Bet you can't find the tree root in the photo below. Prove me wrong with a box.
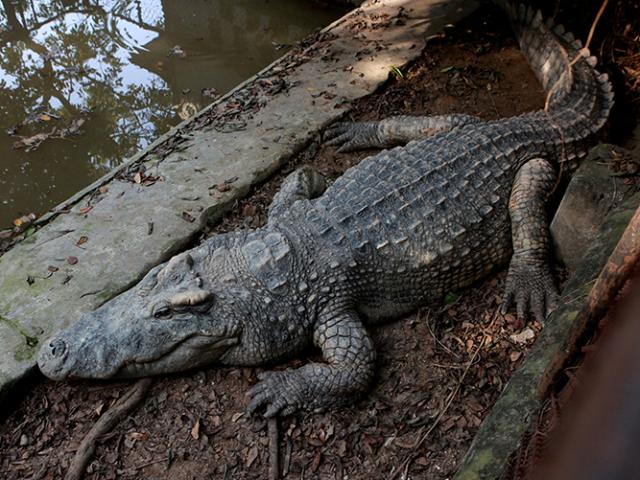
[268,418,280,480]
[65,379,153,480]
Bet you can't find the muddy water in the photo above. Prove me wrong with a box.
[0,0,342,227]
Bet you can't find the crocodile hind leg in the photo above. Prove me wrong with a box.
[324,114,481,152]
[502,158,559,322]
[267,165,327,222]
[246,309,375,417]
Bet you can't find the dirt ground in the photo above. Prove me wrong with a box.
[0,7,567,480]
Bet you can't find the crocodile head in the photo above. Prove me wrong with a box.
[37,247,244,380]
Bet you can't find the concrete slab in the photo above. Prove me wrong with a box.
[551,145,629,270]
[0,0,478,403]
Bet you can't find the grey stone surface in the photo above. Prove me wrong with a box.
[0,0,478,403]
[551,144,628,270]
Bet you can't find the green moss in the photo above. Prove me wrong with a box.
[0,268,51,305]
[455,449,495,480]
[0,314,39,362]
[14,342,38,362]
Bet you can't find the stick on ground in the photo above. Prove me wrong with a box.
[65,378,153,480]
[268,418,280,480]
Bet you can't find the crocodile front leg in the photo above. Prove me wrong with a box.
[502,158,558,321]
[268,165,327,222]
[246,309,375,417]
[324,114,481,152]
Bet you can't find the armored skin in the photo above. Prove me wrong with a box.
[38,3,614,417]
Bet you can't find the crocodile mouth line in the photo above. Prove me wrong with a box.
[114,334,239,377]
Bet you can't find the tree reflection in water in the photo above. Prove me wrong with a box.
[0,0,339,226]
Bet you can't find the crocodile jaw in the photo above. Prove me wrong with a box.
[36,287,240,381]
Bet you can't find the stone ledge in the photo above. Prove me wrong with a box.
[0,0,478,404]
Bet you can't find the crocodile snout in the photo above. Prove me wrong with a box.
[37,336,70,380]
[48,338,67,358]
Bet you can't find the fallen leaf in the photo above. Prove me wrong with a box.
[242,204,257,217]
[99,186,109,194]
[39,114,51,122]
[510,327,535,345]
[95,402,105,416]
[77,236,88,245]
[308,437,324,447]
[66,256,78,265]
[231,412,243,423]
[190,418,200,440]
[13,132,50,150]
[47,266,59,273]
[128,431,149,442]
[510,351,522,362]
[182,211,195,223]
[201,87,219,99]
[133,172,143,184]
[245,445,259,467]
[78,206,93,215]
[310,451,321,473]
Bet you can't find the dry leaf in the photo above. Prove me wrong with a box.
[133,172,143,184]
[66,256,78,265]
[78,206,93,215]
[99,186,109,194]
[128,431,149,442]
[310,451,321,473]
[509,327,535,345]
[95,402,105,416]
[231,412,243,423]
[190,418,200,440]
[77,236,88,245]
[245,445,259,467]
[510,351,523,362]
[47,266,59,273]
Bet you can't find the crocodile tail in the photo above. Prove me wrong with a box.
[497,2,614,135]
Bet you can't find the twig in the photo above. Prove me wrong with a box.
[268,418,280,480]
[390,311,500,480]
[65,379,153,480]
[423,310,460,360]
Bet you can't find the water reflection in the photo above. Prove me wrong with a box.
[0,0,340,227]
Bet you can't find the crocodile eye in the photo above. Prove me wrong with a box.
[153,306,172,319]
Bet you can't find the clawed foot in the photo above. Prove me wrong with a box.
[247,370,307,418]
[501,255,558,322]
[324,122,380,152]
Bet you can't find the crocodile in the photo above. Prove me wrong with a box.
[38,2,613,417]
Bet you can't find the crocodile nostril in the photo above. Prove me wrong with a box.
[49,338,67,358]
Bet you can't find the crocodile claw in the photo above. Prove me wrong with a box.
[246,371,304,418]
[324,121,379,152]
[501,255,558,322]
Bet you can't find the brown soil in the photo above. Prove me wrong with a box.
[0,8,554,480]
